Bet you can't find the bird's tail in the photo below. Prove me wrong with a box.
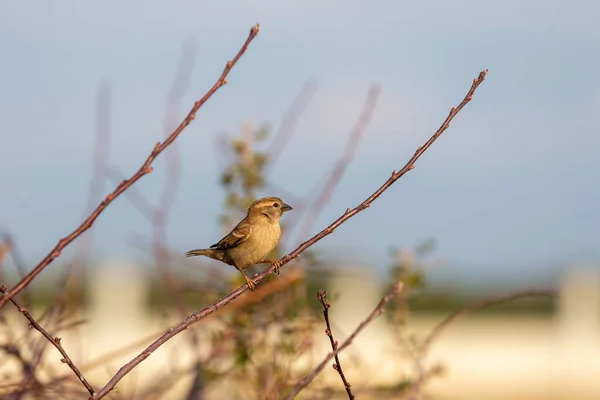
[185,249,211,257]
[185,248,225,262]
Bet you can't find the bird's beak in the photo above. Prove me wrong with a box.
[281,203,293,212]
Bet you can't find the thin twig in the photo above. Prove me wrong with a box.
[286,283,404,399]
[277,70,487,275]
[89,69,488,399]
[0,285,95,396]
[266,79,319,170]
[88,270,304,399]
[0,344,41,388]
[1,234,31,308]
[0,23,261,310]
[405,288,556,398]
[107,167,155,219]
[295,84,381,242]
[0,240,8,285]
[16,268,305,396]
[422,289,556,351]
[28,85,113,365]
[316,289,355,399]
[71,82,112,268]
[153,38,199,329]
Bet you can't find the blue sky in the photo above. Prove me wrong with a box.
[1,1,599,288]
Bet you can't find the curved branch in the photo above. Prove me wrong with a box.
[266,79,319,170]
[286,282,404,399]
[0,285,95,395]
[0,23,261,310]
[422,289,556,351]
[295,84,381,241]
[90,69,488,399]
[316,289,355,399]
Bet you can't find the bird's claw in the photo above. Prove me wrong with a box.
[271,260,282,275]
[245,276,257,291]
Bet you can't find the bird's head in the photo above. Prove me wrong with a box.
[248,196,293,222]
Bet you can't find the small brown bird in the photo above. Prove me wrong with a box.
[185,196,292,291]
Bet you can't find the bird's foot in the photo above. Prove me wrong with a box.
[271,260,282,275]
[244,275,257,291]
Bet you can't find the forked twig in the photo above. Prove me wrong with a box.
[0,23,261,310]
[286,283,404,399]
[8,268,305,397]
[0,285,95,395]
[316,289,354,399]
[89,69,488,399]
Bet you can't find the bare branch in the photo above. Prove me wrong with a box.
[0,23,261,310]
[1,233,31,308]
[89,69,488,399]
[316,289,355,399]
[107,166,155,220]
[0,285,95,395]
[422,288,556,351]
[26,267,304,397]
[0,237,9,282]
[286,283,404,399]
[153,38,199,321]
[71,82,112,266]
[277,70,488,275]
[34,84,113,347]
[294,84,381,241]
[404,288,556,397]
[266,79,319,170]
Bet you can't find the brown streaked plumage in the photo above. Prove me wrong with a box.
[185,197,292,291]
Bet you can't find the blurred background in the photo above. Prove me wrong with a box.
[1,1,599,399]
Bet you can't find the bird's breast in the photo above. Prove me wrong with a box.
[251,222,281,252]
[242,222,281,265]
[225,221,282,268]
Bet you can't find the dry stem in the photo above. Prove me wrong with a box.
[295,84,381,241]
[0,23,261,310]
[286,283,405,399]
[0,285,95,395]
[422,288,556,350]
[316,289,355,399]
[89,69,488,399]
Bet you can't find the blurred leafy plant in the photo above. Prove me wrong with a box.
[386,238,435,325]
[197,122,324,399]
[219,122,271,228]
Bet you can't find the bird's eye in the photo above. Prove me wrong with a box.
[273,203,279,208]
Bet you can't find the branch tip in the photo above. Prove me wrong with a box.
[89,68,485,399]
[0,22,262,312]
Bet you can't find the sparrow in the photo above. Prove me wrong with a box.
[185,196,292,291]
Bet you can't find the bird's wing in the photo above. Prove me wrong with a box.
[211,222,252,250]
